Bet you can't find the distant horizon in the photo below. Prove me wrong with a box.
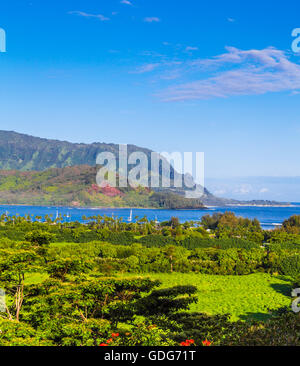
[206,176,300,202]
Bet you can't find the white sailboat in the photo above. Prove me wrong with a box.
[128,209,133,222]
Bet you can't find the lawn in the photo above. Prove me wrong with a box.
[25,269,293,322]
[116,272,292,321]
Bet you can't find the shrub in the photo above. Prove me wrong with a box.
[120,323,175,346]
[105,232,136,246]
[25,230,54,246]
[138,234,177,248]
[0,319,53,346]
[280,254,300,277]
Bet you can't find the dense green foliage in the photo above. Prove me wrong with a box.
[0,212,300,346]
[0,212,300,277]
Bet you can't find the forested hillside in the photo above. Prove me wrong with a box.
[0,165,205,208]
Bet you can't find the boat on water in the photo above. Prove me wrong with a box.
[128,209,133,222]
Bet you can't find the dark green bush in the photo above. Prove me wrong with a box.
[280,254,300,277]
[138,234,177,248]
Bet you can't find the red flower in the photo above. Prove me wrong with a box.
[99,343,108,346]
[111,333,119,338]
[180,339,195,346]
[202,340,212,346]
[106,338,113,344]
[180,341,189,346]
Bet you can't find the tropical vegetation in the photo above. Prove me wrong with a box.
[0,211,300,346]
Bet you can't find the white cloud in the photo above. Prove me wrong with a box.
[144,17,160,23]
[131,63,161,74]
[214,189,227,195]
[185,46,199,52]
[68,11,109,21]
[161,47,300,101]
[259,188,269,193]
[120,0,133,5]
[233,184,253,195]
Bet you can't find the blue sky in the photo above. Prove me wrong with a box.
[0,0,300,200]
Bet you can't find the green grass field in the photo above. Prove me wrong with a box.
[25,269,293,322]
[116,272,292,321]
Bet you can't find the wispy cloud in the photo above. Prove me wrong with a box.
[120,0,133,5]
[227,17,235,22]
[185,46,199,52]
[214,189,227,195]
[144,17,160,23]
[160,47,300,101]
[131,63,161,74]
[233,184,252,195]
[68,11,110,21]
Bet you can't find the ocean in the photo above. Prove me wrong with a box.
[1,203,300,230]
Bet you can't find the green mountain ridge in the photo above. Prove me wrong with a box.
[0,130,287,207]
[0,130,154,171]
[0,165,206,209]
[0,130,216,204]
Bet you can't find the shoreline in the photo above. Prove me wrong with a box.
[0,204,295,229]
[224,204,294,208]
[0,203,295,209]
[0,204,206,210]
